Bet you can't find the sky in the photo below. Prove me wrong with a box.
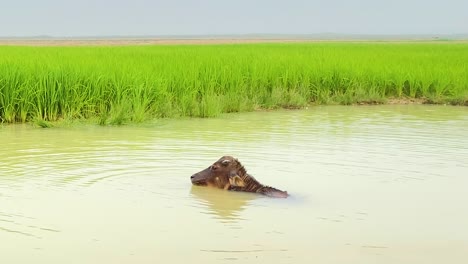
[1,0,467,37]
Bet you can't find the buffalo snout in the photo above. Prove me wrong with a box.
[190,167,211,186]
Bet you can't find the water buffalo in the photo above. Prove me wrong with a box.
[190,156,289,198]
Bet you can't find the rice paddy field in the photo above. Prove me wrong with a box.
[0,42,467,125]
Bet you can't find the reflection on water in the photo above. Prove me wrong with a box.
[1,105,468,264]
[190,186,257,223]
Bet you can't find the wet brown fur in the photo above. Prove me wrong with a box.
[190,156,288,198]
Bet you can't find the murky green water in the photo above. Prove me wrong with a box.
[1,105,467,264]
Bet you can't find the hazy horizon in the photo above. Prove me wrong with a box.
[2,0,467,37]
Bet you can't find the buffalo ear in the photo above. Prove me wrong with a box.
[228,170,244,186]
[229,175,245,187]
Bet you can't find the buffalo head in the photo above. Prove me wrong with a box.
[190,156,246,189]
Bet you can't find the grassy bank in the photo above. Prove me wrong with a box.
[1,42,467,124]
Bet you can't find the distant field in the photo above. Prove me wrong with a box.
[0,38,312,46]
[0,42,467,124]
[1,38,467,46]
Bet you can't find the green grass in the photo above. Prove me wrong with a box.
[0,42,467,124]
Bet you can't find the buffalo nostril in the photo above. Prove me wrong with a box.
[190,175,194,179]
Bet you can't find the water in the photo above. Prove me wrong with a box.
[1,105,467,264]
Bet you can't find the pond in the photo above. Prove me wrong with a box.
[1,105,467,264]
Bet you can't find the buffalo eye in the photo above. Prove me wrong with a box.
[221,160,230,166]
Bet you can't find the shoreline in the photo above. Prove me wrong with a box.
[260,97,467,110]
[1,100,465,128]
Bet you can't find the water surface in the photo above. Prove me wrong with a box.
[1,105,467,264]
